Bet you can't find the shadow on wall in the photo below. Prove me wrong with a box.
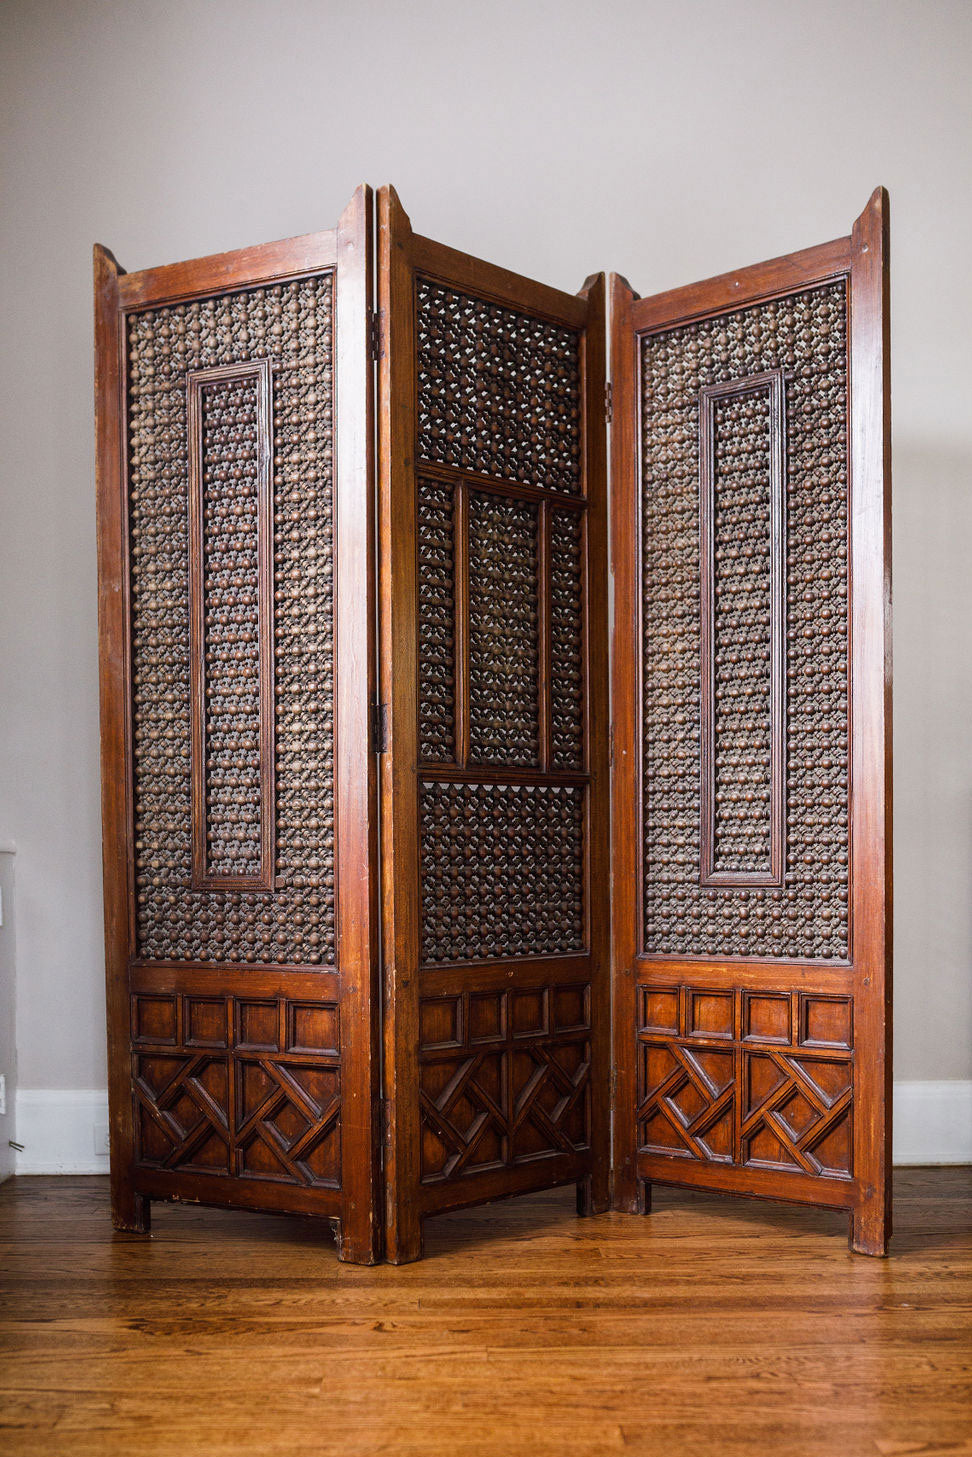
[892,439,972,1081]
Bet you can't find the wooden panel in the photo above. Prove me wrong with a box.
[610,189,891,1254]
[378,187,609,1260]
[95,188,380,1263]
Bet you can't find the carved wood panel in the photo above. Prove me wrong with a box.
[637,986,853,1178]
[419,986,591,1183]
[132,992,341,1188]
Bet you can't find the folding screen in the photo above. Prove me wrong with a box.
[96,184,890,1263]
[95,187,382,1262]
[376,188,610,1262]
[610,189,891,1255]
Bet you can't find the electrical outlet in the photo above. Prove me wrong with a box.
[0,1075,5,1117]
[94,1120,109,1157]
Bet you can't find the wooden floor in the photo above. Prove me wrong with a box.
[1,1171,970,1456]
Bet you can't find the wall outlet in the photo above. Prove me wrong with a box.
[0,1074,5,1116]
[94,1120,109,1157]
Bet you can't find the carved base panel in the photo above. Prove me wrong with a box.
[418,984,592,1188]
[132,991,341,1190]
[637,984,853,1181]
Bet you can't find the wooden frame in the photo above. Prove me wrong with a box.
[94,185,382,1263]
[609,189,891,1254]
[377,186,611,1263]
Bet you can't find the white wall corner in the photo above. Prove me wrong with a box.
[11,1079,971,1178]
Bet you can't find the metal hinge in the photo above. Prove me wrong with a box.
[372,701,389,753]
[604,381,613,423]
[369,309,384,361]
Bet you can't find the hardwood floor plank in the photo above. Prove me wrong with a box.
[0,1171,970,1456]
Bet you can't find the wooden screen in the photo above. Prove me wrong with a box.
[95,186,381,1263]
[610,189,892,1254]
[377,187,610,1262]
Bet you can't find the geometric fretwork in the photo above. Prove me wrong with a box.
[134,1054,231,1174]
[742,1053,852,1179]
[637,1043,735,1164]
[237,1060,340,1187]
[637,983,854,1179]
[419,987,591,1183]
[132,992,341,1189]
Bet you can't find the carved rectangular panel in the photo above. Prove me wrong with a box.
[127,275,337,964]
[640,282,849,960]
[188,361,274,890]
[637,985,853,1179]
[549,508,585,770]
[418,985,591,1184]
[419,781,585,963]
[468,490,539,766]
[418,478,456,762]
[700,370,785,886]
[416,280,582,491]
[132,992,341,1188]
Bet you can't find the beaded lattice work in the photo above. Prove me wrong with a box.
[128,276,336,964]
[420,782,585,963]
[711,386,775,874]
[549,509,585,770]
[641,282,849,959]
[416,281,582,491]
[468,491,539,766]
[418,479,456,762]
[197,372,265,878]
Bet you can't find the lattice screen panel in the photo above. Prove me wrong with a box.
[640,282,849,961]
[127,276,337,965]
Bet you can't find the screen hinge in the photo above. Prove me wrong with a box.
[371,701,389,754]
[604,381,613,423]
[369,308,384,362]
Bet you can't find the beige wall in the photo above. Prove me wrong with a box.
[1,0,969,1092]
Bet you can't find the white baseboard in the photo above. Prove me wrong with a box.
[12,1081,972,1176]
[15,1089,110,1174]
[893,1080,972,1165]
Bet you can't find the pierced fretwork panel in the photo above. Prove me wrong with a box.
[640,282,849,960]
[549,508,585,770]
[188,363,273,887]
[127,275,336,964]
[418,478,456,761]
[416,280,582,491]
[468,491,539,766]
[637,985,853,1179]
[420,781,585,963]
